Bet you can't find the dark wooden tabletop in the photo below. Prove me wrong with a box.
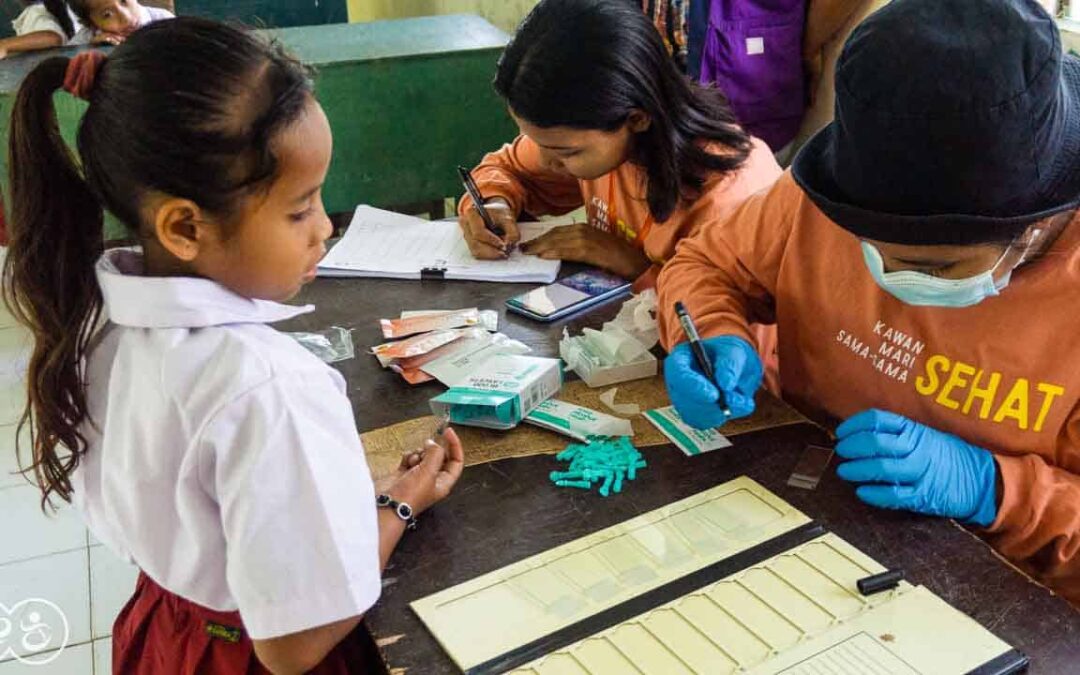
[286,273,1080,674]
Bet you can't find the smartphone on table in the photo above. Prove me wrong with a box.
[506,269,632,322]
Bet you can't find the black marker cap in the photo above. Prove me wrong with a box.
[857,568,904,596]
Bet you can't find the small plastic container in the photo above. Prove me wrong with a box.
[559,338,658,388]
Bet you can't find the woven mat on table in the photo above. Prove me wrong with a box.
[360,375,808,479]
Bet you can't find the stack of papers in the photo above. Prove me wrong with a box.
[318,205,564,283]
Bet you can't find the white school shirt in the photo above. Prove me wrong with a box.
[70,5,173,43]
[11,4,85,42]
[71,249,381,640]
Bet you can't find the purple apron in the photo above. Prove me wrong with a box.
[699,0,807,151]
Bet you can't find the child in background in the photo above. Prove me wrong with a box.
[5,17,463,673]
[0,1,82,58]
[70,0,173,45]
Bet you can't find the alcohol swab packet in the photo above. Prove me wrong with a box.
[525,399,633,442]
[643,406,732,457]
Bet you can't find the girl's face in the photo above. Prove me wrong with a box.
[185,97,335,302]
[510,109,650,181]
[82,0,145,36]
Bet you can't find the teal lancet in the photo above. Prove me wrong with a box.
[549,436,645,496]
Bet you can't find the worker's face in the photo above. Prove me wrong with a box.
[866,211,1074,282]
[510,109,650,181]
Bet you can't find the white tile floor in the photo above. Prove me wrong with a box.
[0,313,134,674]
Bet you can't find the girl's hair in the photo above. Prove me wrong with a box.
[3,17,313,508]
[41,0,76,39]
[64,0,90,32]
[495,0,753,222]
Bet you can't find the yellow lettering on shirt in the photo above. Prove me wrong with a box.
[1034,383,1065,433]
[615,218,637,243]
[961,369,1002,419]
[915,355,950,396]
[915,355,1065,433]
[936,362,976,410]
[992,378,1030,430]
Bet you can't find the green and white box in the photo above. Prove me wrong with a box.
[430,355,563,430]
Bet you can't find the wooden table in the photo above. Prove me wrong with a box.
[285,273,1080,674]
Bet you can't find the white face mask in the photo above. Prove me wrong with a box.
[860,229,1043,308]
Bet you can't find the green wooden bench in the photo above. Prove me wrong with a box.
[0,14,517,238]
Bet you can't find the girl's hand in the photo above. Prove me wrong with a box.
[93,33,125,46]
[383,428,465,515]
[521,224,651,279]
[459,199,520,259]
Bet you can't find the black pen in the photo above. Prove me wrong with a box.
[674,301,732,418]
[457,165,506,245]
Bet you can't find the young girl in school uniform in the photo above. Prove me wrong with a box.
[69,0,174,46]
[4,17,463,673]
[457,0,782,293]
[660,0,1080,605]
[0,1,82,58]
[0,0,170,57]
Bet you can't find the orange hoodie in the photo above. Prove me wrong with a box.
[458,134,782,291]
[658,171,1080,604]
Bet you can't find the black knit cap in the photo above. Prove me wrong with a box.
[791,0,1080,245]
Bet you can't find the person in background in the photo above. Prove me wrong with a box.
[4,17,463,672]
[658,0,1080,605]
[0,1,83,58]
[69,0,173,45]
[457,0,782,294]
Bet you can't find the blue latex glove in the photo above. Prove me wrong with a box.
[664,336,763,429]
[835,409,999,527]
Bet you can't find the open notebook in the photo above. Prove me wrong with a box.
[317,205,567,283]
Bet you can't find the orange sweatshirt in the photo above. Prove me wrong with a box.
[458,134,782,291]
[658,171,1080,604]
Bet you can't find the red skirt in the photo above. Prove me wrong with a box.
[112,573,376,674]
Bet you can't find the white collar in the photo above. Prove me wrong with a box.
[135,5,151,27]
[96,248,314,329]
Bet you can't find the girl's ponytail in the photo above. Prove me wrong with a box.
[4,55,104,508]
[4,18,313,509]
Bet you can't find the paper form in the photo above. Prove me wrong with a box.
[410,477,811,670]
[777,633,918,675]
[317,205,563,282]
